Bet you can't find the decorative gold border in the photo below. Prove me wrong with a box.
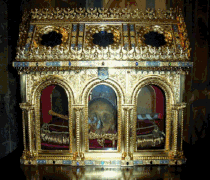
[135,24,174,48]
[131,75,175,152]
[31,75,75,154]
[32,25,71,49]
[84,24,122,48]
[81,78,125,153]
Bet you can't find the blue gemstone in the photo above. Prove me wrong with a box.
[154,62,157,66]
[73,25,77,31]
[77,162,79,166]
[173,25,178,32]
[136,62,138,66]
[25,44,30,48]
[29,25,34,32]
[79,25,84,31]
[111,161,115,164]
[101,161,104,165]
[25,44,29,51]
[69,61,71,66]
[123,25,128,31]
[78,44,82,50]
[116,161,121,165]
[130,25,134,31]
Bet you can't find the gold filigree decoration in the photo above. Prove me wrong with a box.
[30,25,71,53]
[89,132,118,147]
[136,25,174,47]
[85,25,121,48]
[30,8,179,21]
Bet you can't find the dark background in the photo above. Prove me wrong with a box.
[0,0,209,179]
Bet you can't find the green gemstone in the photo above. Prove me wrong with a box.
[169,62,171,66]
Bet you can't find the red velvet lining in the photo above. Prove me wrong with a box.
[41,143,69,149]
[41,85,55,123]
[89,139,117,149]
[151,85,164,116]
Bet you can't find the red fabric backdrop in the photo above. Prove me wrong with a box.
[152,85,165,130]
[152,85,164,117]
[41,85,55,123]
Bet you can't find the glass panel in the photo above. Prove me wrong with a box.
[40,85,69,150]
[136,85,165,150]
[88,85,117,150]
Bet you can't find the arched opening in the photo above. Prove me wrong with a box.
[136,85,165,150]
[40,85,69,150]
[88,84,118,150]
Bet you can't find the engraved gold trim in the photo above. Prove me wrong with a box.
[32,76,74,154]
[81,78,125,153]
[131,75,175,153]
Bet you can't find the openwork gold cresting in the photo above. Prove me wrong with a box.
[15,7,191,166]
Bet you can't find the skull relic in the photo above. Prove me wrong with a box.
[88,98,117,134]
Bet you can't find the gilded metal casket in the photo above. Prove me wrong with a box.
[14,7,192,166]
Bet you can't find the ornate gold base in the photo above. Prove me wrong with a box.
[20,156,186,166]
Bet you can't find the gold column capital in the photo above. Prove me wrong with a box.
[172,103,186,110]
[73,106,84,111]
[20,102,34,110]
[123,107,133,111]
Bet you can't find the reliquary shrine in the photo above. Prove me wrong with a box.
[14,7,193,166]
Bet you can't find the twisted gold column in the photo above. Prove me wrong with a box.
[172,108,178,157]
[74,107,83,160]
[171,103,186,157]
[20,103,35,159]
[123,107,132,161]
[28,109,32,155]
[22,110,27,152]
